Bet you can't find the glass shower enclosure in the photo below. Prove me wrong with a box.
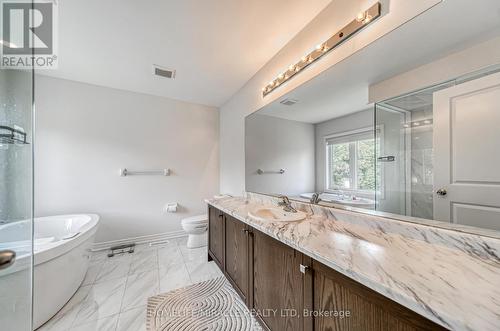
[374,65,500,219]
[0,68,34,330]
[374,82,454,219]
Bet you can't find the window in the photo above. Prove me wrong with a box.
[325,129,378,193]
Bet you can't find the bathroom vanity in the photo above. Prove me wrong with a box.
[206,194,500,331]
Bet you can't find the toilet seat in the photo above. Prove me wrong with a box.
[181,214,208,225]
[181,215,208,249]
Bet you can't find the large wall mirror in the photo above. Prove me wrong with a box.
[245,2,500,235]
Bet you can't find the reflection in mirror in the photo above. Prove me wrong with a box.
[245,2,500,234]
[376,66,500,230]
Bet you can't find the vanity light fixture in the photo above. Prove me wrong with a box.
[262,2,381,97]
[402,119,433,129]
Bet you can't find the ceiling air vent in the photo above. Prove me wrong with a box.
[153,65,176,79]
[279,98,298,106]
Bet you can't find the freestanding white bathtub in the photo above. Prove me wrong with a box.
[0,214,99,330]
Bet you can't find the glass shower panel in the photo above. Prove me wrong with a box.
[374,104,408,215]
[375,83,444,219]
[0,69,34,331]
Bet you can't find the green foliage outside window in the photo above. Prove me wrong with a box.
[327,136,378,192]
[328,143,350,189]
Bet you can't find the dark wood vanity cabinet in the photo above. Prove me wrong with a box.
[224,214,250,304]
[310,260,446,331]
[251,229,310,331]
[208,206,447,331]
[208,205,224,269]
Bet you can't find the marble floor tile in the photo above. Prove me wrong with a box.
[157,246,184,269]
[179,245,207,262]
[159,262,192,293]
[121,269,159,311]
[89,251,108,264]
[70,315,118,331]
[95,259,131,283]
[37,286,92,331]
[82,264,102,286]
[116,306,147,331]
[40,242,213,331]
[129,250,158,275]
[73,277,127,325]
[185,260,223,283]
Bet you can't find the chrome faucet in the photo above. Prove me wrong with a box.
[278,195,297,213]
[310,192,322,204]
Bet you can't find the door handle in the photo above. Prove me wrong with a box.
[436,188,447,196]
[0,250,16,270]
[299,264,309,274]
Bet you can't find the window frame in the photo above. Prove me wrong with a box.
[324,126,383,197]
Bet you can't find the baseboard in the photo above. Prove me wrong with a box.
[92,230,187,251]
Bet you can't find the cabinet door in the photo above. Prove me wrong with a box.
[312,260,447,331]
[224,214,249,303]
[252,229,305,331]
[208,206,224,270]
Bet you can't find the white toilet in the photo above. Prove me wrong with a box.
[181,214,208,248]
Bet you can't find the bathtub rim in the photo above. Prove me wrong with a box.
[0,213,99,277]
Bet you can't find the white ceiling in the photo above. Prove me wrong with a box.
[40,0,332,107]
[260,0,500,123]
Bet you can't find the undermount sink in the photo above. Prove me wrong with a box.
[248,207,307,222]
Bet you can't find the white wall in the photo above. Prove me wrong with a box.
[219,0,441,195]
[369,35,500,102]
[314,110,373,192]
[245,114,315,196]
[35,76,219,243]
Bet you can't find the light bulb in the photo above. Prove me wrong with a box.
[295,66,300,72]
[363,14,373,24]
[423,120,431,124]
[316,43,323,50]
[301,55,308,63]
[356,12,366,22]
[413,122,420,126]
[289,64,295,71]
[278,73,284,80]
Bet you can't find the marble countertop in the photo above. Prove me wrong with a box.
[205,194,500,331]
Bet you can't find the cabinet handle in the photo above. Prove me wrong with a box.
[218,214,224,219]
[299,264,309,274]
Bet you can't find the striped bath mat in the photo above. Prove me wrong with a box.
[147,277,262,330]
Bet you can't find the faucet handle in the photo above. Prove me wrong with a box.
[278,195,290,205]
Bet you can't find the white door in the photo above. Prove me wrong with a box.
[433,71,500,230]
